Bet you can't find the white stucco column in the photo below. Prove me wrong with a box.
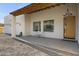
[11,15,16,38]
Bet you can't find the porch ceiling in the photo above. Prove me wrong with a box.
[10,3,65,16]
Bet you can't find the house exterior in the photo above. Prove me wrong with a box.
[4,3,79,43]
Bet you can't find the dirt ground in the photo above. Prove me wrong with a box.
[0,34,48,56]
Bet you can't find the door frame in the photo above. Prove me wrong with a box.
[63,16,76,40]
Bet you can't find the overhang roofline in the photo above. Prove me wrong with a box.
[10,3,65,16]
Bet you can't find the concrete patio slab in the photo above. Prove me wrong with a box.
[16,36,79,55]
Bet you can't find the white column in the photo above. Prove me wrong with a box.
[11,15,16,38]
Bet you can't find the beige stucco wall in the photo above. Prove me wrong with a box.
[25,14,31,36]
[27,4,78,39]
[4,15,12,34]
[16,14,26,36]
[4,14,26,36]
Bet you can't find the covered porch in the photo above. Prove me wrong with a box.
[10,3,79,42]
[9,3,79,55]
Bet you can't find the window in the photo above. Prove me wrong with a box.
[44,20,54,32]
[33,22,41,32]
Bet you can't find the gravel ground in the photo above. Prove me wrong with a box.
[0,34,48,56]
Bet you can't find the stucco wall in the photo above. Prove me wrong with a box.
[16,14,26,36]
[4,14,26,36]
[28,4,78,39]
[4,15,12,34]
[25,14,31,36]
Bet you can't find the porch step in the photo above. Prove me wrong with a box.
[15,37,79,56]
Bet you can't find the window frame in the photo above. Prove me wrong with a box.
[33,21,41,32]
[43,20,54,32]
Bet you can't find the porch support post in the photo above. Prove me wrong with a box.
[11,15,16,38]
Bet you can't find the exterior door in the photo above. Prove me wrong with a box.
[64,16,75,39]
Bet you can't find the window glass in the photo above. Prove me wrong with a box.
[44,20,54,32]
[33,22,41,32]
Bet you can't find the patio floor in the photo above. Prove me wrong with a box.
[16,36,79,56]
